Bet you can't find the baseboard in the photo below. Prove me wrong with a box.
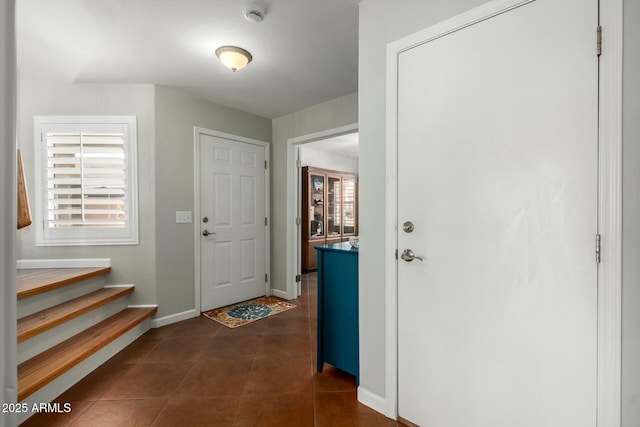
[150,308,198,328]
[358,386,393,419]
[16,258,111,269]
[270,288,289,300]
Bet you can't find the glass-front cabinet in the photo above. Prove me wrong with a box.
[302,167,358,271]
[309,173,325,238]
[326,175,342,239]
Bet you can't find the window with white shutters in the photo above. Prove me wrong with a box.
[34,116,139,246]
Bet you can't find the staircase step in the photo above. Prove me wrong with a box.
[17,286,135,343]
[18,306,157,401]
[17,267,111,300]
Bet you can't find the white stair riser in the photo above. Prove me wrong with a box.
[17,318,152,425]
[18,294,133,364]
[16,259,111,269]
[18,276,107,318]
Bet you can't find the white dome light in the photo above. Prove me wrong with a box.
[215,46,253,72]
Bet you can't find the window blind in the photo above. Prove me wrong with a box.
[343,179,355,229]
[44,132,127,229]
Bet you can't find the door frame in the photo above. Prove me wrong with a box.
[384,0,623,423]
[193,127,271,313]
[284,123,359,300]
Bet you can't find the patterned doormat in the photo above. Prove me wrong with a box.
[202,296,296,328]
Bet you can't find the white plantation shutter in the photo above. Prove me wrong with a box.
[35,117,138,246]
[343,178,356,231]
[45,132,126,227]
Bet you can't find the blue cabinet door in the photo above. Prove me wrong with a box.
[316,244,359,382]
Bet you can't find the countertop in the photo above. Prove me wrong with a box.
[314,242,358,253]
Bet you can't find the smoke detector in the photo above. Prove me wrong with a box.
[244,3,266,23]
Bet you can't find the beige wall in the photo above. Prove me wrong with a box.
[16,73,158,306]
[153,86,271,318]
[622,0,640,424]
[270,92,358,293]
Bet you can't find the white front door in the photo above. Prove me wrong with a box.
[199,132,267,311]
[396,1,598,426]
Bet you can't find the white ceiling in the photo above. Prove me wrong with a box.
[305,132,359,158]
[15,0,359,119]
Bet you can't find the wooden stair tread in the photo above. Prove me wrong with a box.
[17,267,111,300]
[17,286,135,343]
[18,307,157,401]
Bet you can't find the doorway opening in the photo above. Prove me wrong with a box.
[285,123,359,300]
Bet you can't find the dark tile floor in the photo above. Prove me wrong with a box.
[22,273,398,426]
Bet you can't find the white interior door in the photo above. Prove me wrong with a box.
[200,133,267,311]
[396,1,598,426]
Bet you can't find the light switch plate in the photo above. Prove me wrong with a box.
[175,211,192,224]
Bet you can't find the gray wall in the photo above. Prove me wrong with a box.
[270,92,358,293]
[16,73,158,306]
[358,0,487,400]
[1,1,17,425]
[14,79,272,319]
[153,85,271,318]
[622,0,640,424]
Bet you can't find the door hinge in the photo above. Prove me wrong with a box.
[265,217,268,226]
[295,274,301,282]
[295,217,301,226]
[597,25,602,56]
[265,273,268,283]
[596,234,601,264]
[296,159,302,169]
[265,160,268,170]
[395,249,398,260]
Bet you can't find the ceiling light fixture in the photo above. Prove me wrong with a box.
[215,46,253,72]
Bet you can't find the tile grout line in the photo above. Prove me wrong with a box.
[65,399,96,426]
[148,317,220,426]
[148,337,199,426]
[231,329,264,425]
[305,274,320,427]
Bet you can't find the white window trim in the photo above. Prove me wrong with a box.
[34,115,139,246]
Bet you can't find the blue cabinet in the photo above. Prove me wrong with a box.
[316,242,359,382]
